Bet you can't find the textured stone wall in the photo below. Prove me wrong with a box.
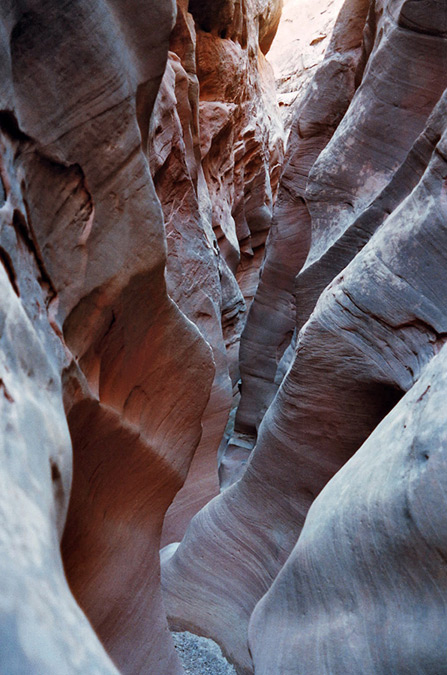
[1,1,213,673]
[162,1,447,673]
[152,0,284,545]
[268,0,346,130]
[0,0,283,673]
[2,1,447,674]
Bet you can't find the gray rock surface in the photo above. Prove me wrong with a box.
[250,343,447,673]
[3,1,447,674]
[173,632,236,675]
[221,0,370,488]
[162,2,447,673]
[268,0,345,131]
[0,0,285,672]
[0,198,118,675]
[0,1,214,673]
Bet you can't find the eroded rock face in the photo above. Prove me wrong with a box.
[268,0,346,130]
[162,1,447,672]
[225,0,447,487]
[0,131,117,674]
[3,0,447,674]
[1,0,287,671]
[221,0,371,487]
[250,344,447,674]
[152,0,284,546]
[1,1,215,673]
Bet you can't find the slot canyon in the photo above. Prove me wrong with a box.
[1,0,447,673]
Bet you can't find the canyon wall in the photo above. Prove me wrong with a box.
[250,342,447,674]
[0,0,283,673]
[268,0,345,130]
[2,0,447,674]
[151,0,284,545]
[162,0,447,673]
[0,1,213,673]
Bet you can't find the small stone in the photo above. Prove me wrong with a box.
[172,631,236,674]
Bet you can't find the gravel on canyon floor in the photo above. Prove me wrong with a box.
[172,631,236,674]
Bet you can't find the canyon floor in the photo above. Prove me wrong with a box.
[173,632,236,674]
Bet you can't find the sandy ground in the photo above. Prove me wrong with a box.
[172,632,236,674]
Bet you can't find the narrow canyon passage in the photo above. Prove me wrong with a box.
[1,1,447,675]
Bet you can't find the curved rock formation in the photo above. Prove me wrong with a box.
[162,1,447,672]
[221,0,371,486]
[250,343,447,674]
[0,131,117,674]
[1,0,287,671]
[1,1,215,673]
[155,0,284,544]
[3,0,447,674]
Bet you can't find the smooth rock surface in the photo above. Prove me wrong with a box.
[162,2,447,673]
[0,158,117,674]
[221,0,371,487]
[3,1,447,675]
[250,344,447,674]
[1,1,215,673]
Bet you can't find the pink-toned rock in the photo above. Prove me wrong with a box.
[154,0,284,546]
[4,1,447,674]
[0,122,118,675]
[150,43,235,547]
[268,0,346,130]
[251,345,447,673]
[1,1,215,673]
[162,3,447,673]
[220,0,370,486]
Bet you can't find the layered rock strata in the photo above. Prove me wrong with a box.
[1,1,216,673]
[162,1,447,672]
[250,343,447,674]
[221,0,371,487]
[153,0,284,545]
[3,1,447,674]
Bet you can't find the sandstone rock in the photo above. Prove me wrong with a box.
[219,0,447,484]
[1,0,285,668]
[304,0,447,275]
[4,1,447,674]
[268,0,346,131]
[1,1,215,673]
[250,343,447,674]
[149,46,234,547]
[220,0,371,487]
[154,0,284,545]
[0,127,117,674]
[162,2,447,672]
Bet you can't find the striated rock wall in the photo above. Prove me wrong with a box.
[221,0,371,487]
[162,0,447,672]
[152,0,284,545]
[250,342,447,674]
[0,1,214,673]
[0,0,284,672]
[0,124,118,674]
[3,0,447,674]
[268,0,346,131]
